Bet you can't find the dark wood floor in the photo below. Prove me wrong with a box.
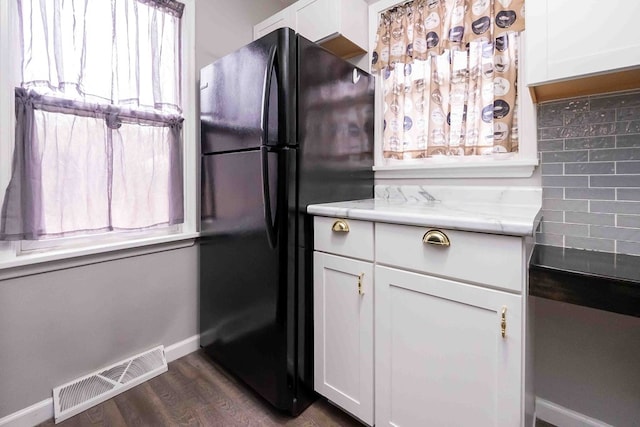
[39,349,556,426]
[38,350,364,426]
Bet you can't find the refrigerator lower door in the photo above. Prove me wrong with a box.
[199,147,297,412]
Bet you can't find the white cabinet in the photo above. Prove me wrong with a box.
[375,265,522,426]
[375,222,524,292]
[313,216,534,426]
[295,0,340,44]
[313,218,374,425]
[254,0,368,59]
[526,0,640,85]
[253,8,294,41]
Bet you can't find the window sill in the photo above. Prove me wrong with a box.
[373,158,539,179]
[0,232,199,281]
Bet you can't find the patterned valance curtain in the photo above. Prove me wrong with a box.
[371,0,525,159]
[1,0,185,240]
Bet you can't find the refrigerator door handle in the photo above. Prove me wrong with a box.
[261,146,278,249]
[261,45,279,249]
[261,46,277,146]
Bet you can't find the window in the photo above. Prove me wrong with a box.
[369,0,537,178]
[0,0,192,252]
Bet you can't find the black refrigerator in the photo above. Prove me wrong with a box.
[198,28,374,415]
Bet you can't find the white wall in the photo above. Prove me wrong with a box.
[534,298,640,426]
[0,246,199,418]
[195,0,294,71]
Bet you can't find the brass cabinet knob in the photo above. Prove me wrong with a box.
[422,230,450,247]
[331,219,350,233]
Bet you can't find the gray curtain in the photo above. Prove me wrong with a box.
[1,0,184,240]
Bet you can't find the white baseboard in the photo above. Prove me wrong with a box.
[0,334,200,427]
[165,334,200,362]
[0,399,53,427]
[536,398,613,427]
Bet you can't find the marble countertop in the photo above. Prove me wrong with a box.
[307,185,542,237]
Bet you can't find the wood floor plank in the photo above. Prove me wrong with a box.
[111,383,167,426]
[158,364,210,409]
[86,398,129,427]
[143,378,201,426]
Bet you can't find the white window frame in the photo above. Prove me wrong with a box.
[0,0,198,268]
[367,0,538,179]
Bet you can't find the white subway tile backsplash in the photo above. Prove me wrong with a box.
[536,232,564,246]
[542,176,589,188]
[588,123,618,136]
[589,147,640,162]
[565,211,615,226]
[539,140,565,152]
[617,240,640,256]
[590,93,640,110]
[616,134,640,148]
[541,163,564,175]
[565,236,615,252]
[590,175,640,188]
[617,189,640,201]
[564,162,615,175]
[590,200,640,214]
[618,215,640,228]
[565,188,615,200]
[543,188,564,199]
[615,121,640,134]
[537,90,640,255]
[543,222,589,237]
[616,161,640,174]
[563,111,615,126]
[541,210,564,222]
[617,106,640,121]
[590,225,640,242]
[564,136,615,150]
[541,150,589,163]
[542,198,589,212]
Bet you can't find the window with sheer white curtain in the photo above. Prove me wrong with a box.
[0,0,185,243]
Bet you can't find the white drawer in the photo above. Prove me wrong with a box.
[375,223,524,292]
[314,217,373,261]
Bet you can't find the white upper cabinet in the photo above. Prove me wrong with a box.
[295,0,340,43]
[253,8,295,40]
[526,0,640,86]
[254,0,368,59]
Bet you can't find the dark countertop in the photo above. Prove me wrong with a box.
[529,245,640,318]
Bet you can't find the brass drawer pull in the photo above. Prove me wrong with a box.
[331,220,350,233]
[422,230,450,247]
[501,306,507,338]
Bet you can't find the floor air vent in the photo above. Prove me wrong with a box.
[53,345,167,423]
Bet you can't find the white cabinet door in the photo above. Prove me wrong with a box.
[253,8,294,40]
[526,0,640,85]
[314,252,374,425]
[294,0,339,43]
[375,265,523,427]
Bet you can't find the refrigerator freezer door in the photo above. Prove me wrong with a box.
[200,28,296,154]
